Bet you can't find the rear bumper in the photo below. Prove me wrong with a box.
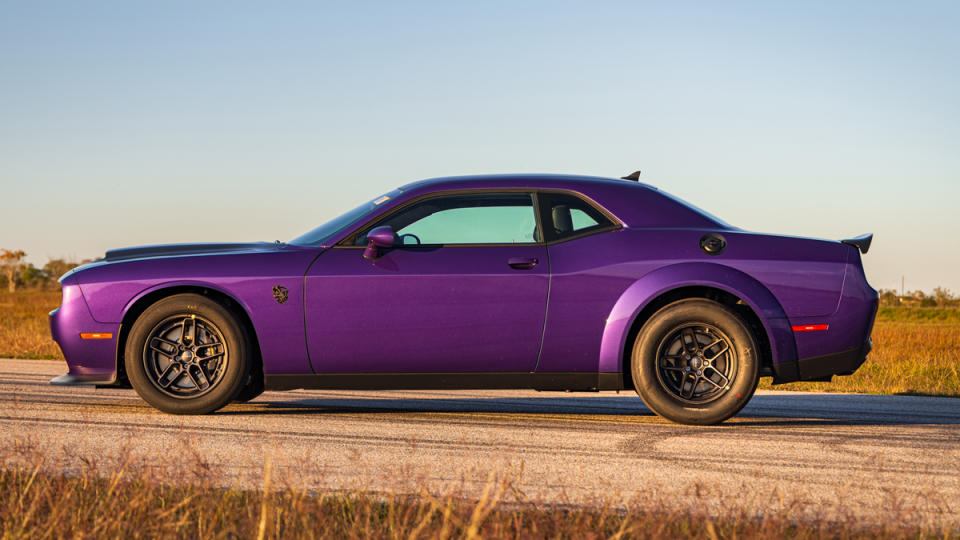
[778,257,878,383]
[796,338,872,382]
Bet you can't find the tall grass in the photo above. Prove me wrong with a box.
[0,291,61,359]
[2,291,959,397]
[760,321,960,396]
[1,439,955,539]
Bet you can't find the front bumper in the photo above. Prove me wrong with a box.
[50,372,118,386]
[49,280,120,386]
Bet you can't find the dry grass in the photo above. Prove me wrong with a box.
[1,440,955,539]
[2,291,959,397]
[0,291,62,359]
[761,320,960,396]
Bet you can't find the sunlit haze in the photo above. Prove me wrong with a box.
[2,2,958,293]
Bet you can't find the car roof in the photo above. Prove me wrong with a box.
[398,173,659,193]
[395,174,731,230]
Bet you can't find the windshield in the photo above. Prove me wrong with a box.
[289,190,402,246]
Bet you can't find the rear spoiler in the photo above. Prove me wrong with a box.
[841,233,873,254]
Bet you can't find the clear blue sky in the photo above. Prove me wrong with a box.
[2,1,958,293]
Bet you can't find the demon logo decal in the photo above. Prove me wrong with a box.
[272,285,289,304]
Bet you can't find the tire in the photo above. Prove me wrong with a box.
[125,293,251,414]
[233,373,265,403]
[630,299,759,425]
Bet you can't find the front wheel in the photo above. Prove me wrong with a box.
[125,294,251,414]
[631,299,759,425]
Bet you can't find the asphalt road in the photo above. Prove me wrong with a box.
[2,358,958,526]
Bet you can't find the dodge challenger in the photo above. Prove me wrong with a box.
[49,173,878,424]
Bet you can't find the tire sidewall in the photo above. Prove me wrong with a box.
[631,299,759,425]
[125,294,249,414]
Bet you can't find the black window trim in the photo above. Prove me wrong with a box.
[334,188,623,249]
[536,190,622,245]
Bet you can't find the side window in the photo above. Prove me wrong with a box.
[539,192,615,241]
[356,193,539,245]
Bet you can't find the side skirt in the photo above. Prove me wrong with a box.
[265,372,625,392]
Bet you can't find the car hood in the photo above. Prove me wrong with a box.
[103,242,280,262]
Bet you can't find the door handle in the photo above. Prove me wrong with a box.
[508,257,539,270]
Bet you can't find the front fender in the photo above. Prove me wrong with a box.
[120,280,258,323]
[597,262,798,379]
[114,278,310,374]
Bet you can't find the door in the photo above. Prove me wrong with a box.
[304,192,549,373]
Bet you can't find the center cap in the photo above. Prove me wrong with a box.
[180,350,195,363]
[690,357,703,369]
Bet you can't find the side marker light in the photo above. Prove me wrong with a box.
[791,324,829,332]
[79,333,113,339]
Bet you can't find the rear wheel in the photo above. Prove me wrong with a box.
[125,294,250,414]
[631,299,759,425]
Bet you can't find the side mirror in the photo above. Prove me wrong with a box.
[363,226,395,260]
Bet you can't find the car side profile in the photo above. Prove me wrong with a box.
[49,173,878,425]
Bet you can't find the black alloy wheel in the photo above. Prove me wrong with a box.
[143,314,229,399]
[631,299,760,425]
[125,293,250,414]
[655,323,736,404]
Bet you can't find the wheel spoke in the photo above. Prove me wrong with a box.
[700,374,725,390]
[184,367,204,390]
[180,317,196,346]
[192,365,211,389]
[156,363,182,389]
[151,336,180,349]
[704,366,730,388]
[681,373,697,399]
[149,344,175,359]
[195,324,210,346]
[197,343,224,361]
[706,345,730,362]
[703,338,724,353]
[682,328,698,352]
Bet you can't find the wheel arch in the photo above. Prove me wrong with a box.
[598,262,799,388]
[114,284,264,389]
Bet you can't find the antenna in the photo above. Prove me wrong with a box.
[621,170,641,181]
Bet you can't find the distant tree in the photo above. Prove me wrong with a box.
[0,249,26,292]
[43,258,79,283]
[878,289,899,307]
[921,296,938,307]
[18,263,46,290]
[932,287,955,306]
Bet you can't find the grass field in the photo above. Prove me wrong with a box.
[1,446,954,539]
[0,291,61,359]
[2,291,958,397]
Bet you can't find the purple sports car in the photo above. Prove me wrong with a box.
[49,173,878,425]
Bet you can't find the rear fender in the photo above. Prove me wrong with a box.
[598,262,798,379]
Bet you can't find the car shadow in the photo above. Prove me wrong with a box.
[219,391,960,426]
